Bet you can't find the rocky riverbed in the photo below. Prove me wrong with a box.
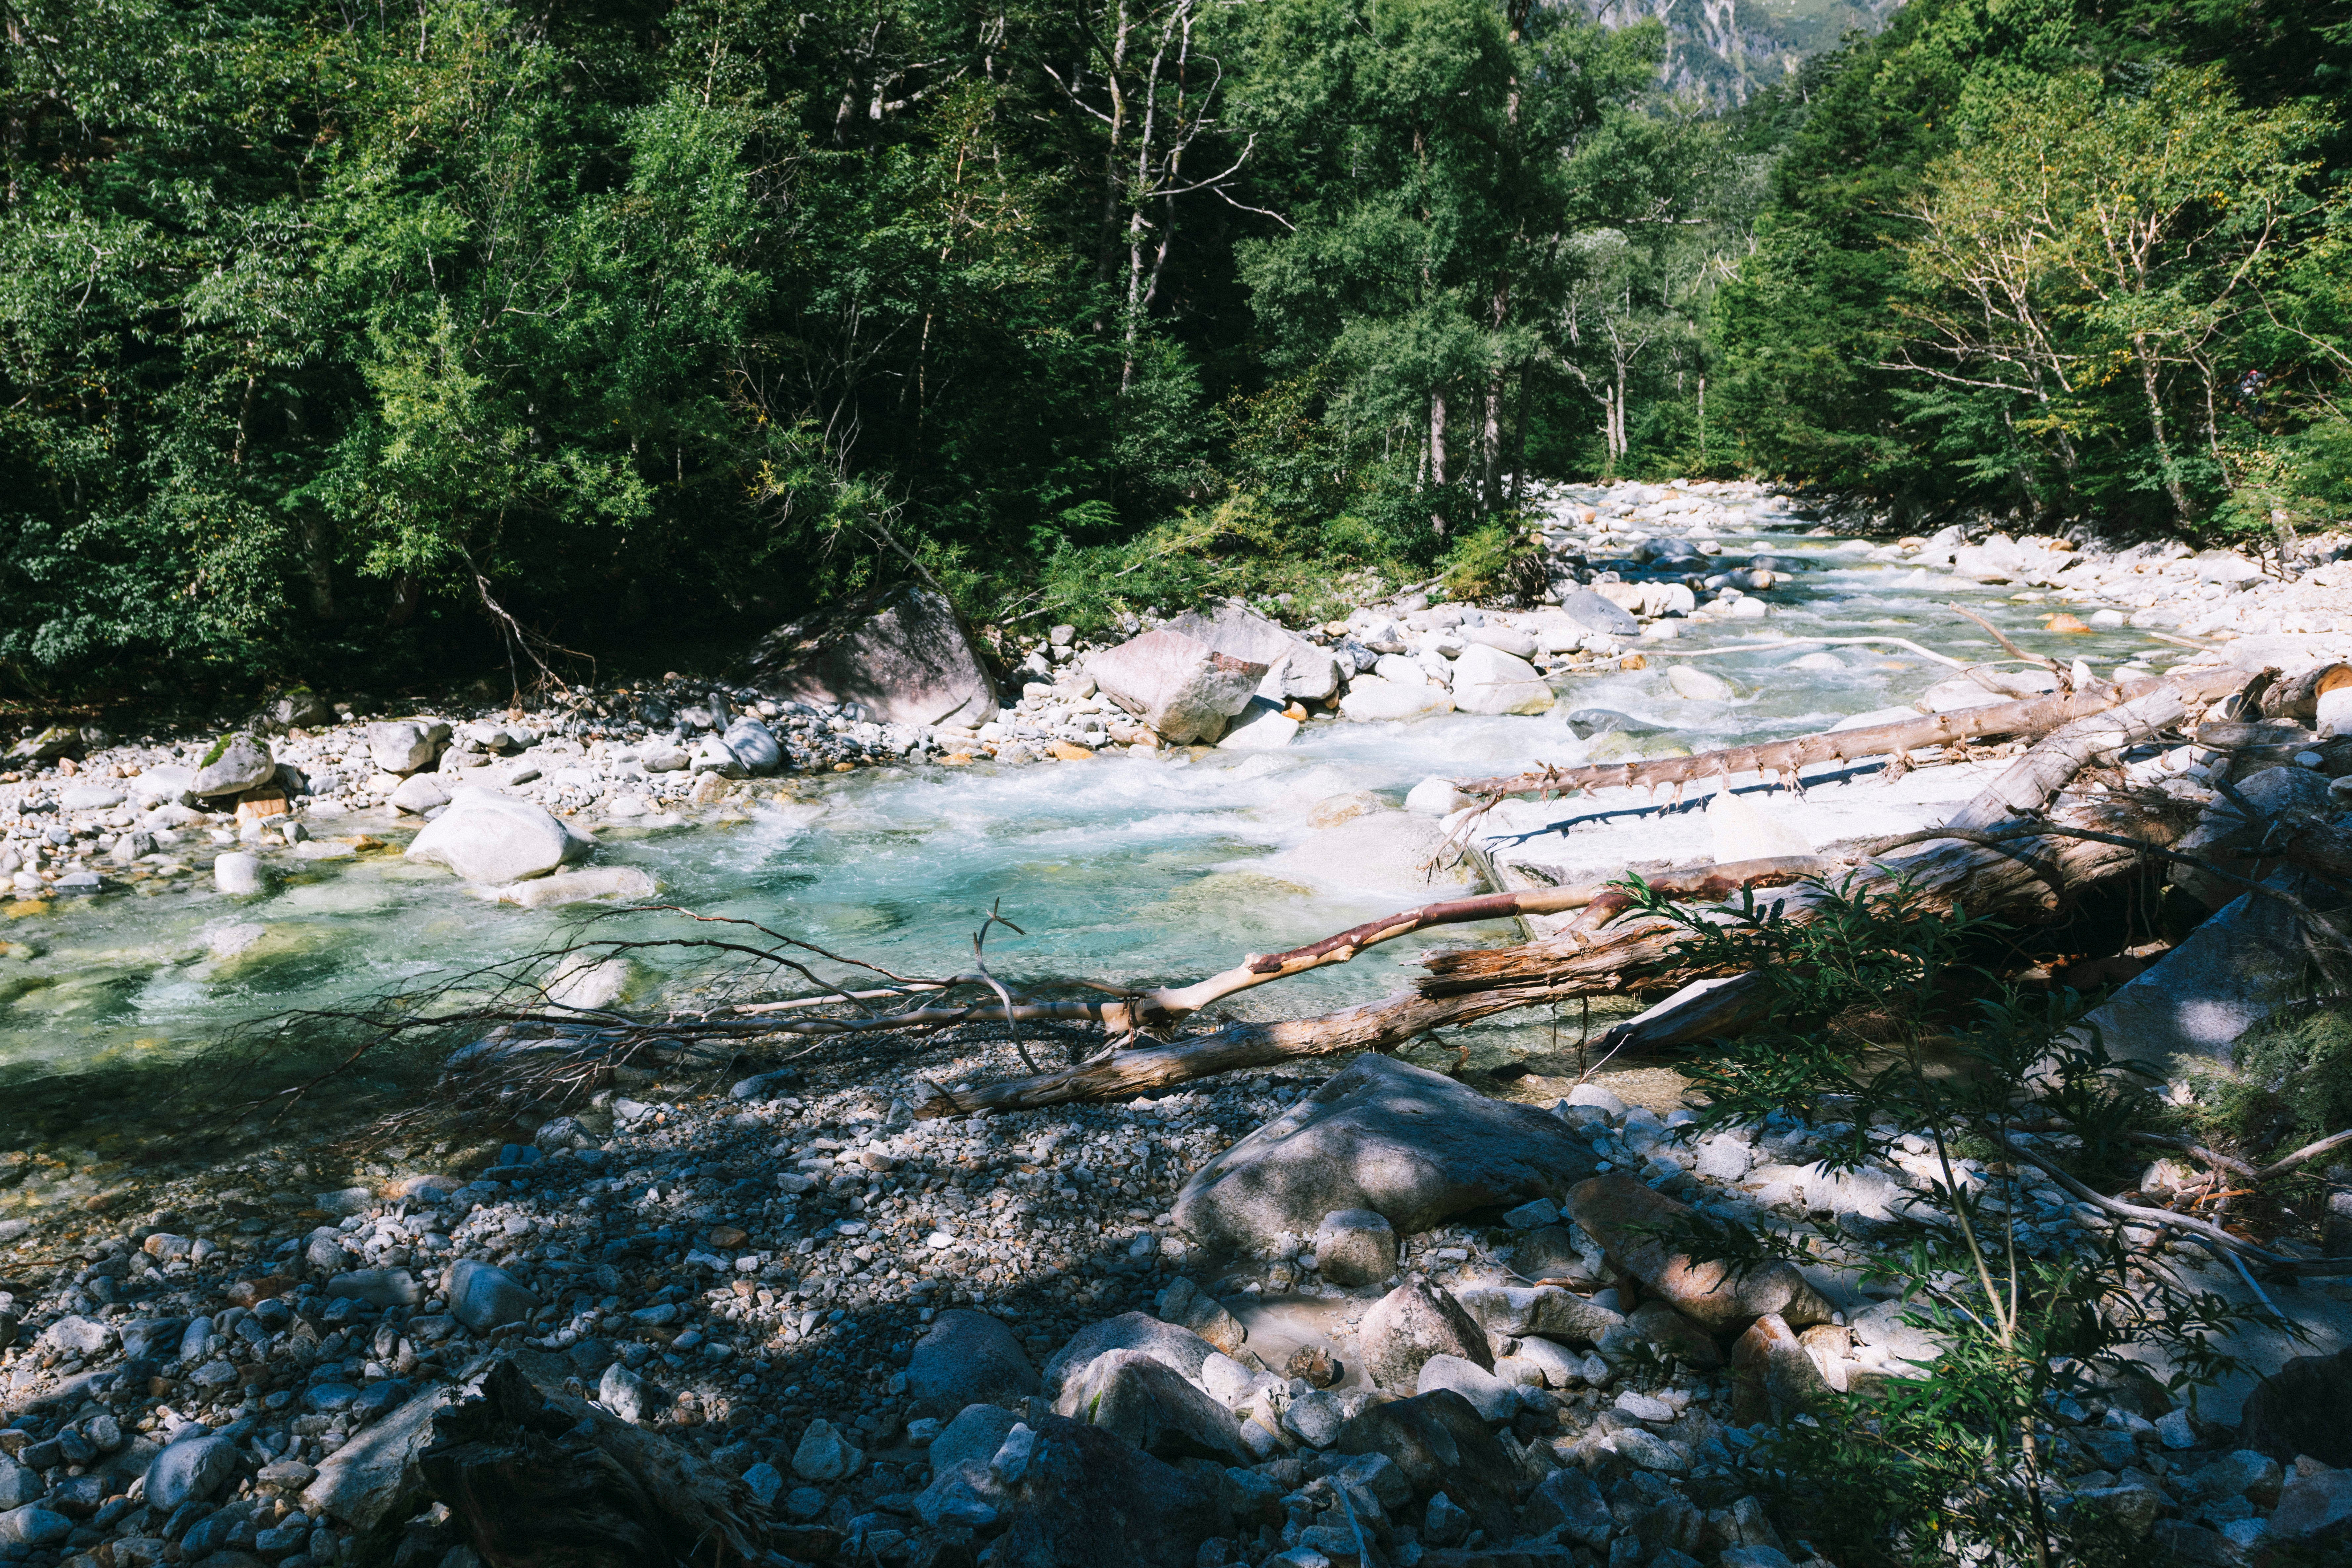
[0,1036,2343,1568]
[6,479,2352,1566]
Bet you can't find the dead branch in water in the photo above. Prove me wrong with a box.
[1451,667,2246,811]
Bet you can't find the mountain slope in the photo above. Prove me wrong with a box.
[1564,0,1903,104]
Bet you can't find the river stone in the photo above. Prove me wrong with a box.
[1042,1312,1219,1398]
[367,720,448,775]
[1331,1391,1518,1536]
[907,1309,1040,1418]
[1415,1354,1518,1421]
[750,583,1000,727]
[1449,643,1554,715]
[2241,1345,2352,1468]
[1174,1054,1599,1254]
[38,1315,113,1358]
[389,774,451,815]
[1312,1209,1397,1287]
[1552,588,1639,638]
[0,1460,41,1510]
[1667,665,1736,702]
[1525,1466,1614,1549]
[1089,628,1268,744]
[598,1362,647,1425]
[1215,700,1299,751]
[1359,1278,1491,1390]
[1165,603,1338,704]
[1052,1349,1253,1465]
[1152,1278,1250,1359]
[911,1403,1022,1530]
[442,1259,537,1332]
[1337,677,1455,723]
[301,1384,447,1529]
[1258,809,1484,900]
[1565,1173,1833,1333]
[191,733,275,797]
[404,787,589,884]
[1729,1312,1833,1424]
[975,1413,1226,1568]
[1453,1284,1623,1345]
[497,865,659,909]
[2271,1466,2352,1544]
[0,1506,69,1547]
[143,1433,240,1512]
[722,718,782,775]
[791,1419,862,1481]
[326,1269,421,1309]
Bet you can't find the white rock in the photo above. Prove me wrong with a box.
[1405,777,1468,815]
[404,788,591,884]
[1666,665,1735,701]
[1705,789,1815,862]
[1337,679,1455,723]
[213,852,264,895]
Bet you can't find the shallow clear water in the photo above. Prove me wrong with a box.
[0,516,2187,1150]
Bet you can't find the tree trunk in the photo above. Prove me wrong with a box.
[1429,392,1450,536]
[2134,332,2193,524]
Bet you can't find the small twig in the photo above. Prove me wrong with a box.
[972,899,1040,1075]
[1947,602,2069,684]
[2256,1128,2352,1183]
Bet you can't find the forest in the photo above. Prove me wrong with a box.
[0,0,2346,700]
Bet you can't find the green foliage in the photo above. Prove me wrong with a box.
[1439,519,1545,602]
[1612,873,2269,1564]
[2192,1002,2352,1156]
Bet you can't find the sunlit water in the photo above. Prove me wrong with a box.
[0,516,2182,1163]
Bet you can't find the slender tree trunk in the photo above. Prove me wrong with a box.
[1509,359,1530,508]
[1429,392,1450,537]
[2133,333,2192,524]
[386,572,422,628]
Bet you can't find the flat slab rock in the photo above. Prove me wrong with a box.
[1173,1055,1600,1253]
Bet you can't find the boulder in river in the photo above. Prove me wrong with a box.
[1088,628,1267,744]
[190,732,275,797]
[721,717,781,774]
[1449,643,1554,715]
[1336,676,1455,722]
[1042,1311,1220,1398]
[1173,1054,1600,1253]
[1259,808,1484,899]
[495,865,658,909]
[1050,1348,1255,1465]
[750,583,999,727]
[404,788,591,884]
[2239,1344,2352,1468]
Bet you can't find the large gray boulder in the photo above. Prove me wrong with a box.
[1164,605,1339,703]
[300,1385,452,1530]
[404,788,591,885]
[2168,767,2336,909]
[2081,867,2333,1078]
[190,733,275,797]
[721,718,781,775]
[907,1309,1040,1418]
[1088,628,1268,744]
[750,584,999,727]
[441,1259,539,1332]
[1566,1174,1833,1334]
[1173,1055,1600,1254]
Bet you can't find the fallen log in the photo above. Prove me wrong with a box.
[1096,854,1825,1031]
[1452,667,2246,809]
[918,669,2247,1117]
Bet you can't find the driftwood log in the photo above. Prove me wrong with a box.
[913,668,2247,1117]
[1451,666,2247,809]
